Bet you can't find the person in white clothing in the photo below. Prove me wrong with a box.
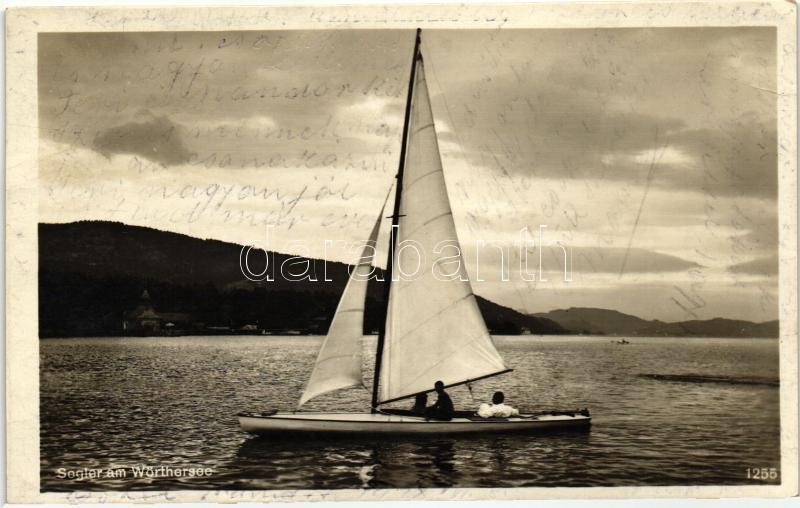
[477,391,520,418]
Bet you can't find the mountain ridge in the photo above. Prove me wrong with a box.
[532,307,778,338]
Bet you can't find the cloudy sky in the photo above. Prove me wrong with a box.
[39,28,778,322]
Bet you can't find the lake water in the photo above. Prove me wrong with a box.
[40,336,781,491]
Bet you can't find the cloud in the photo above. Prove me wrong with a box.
[39,31,413,153]
[424,27,777,199]
[661,113,777,197]
[93,112,193,166]
[553,246,703,275]
[727,254,778,276]
[37,29,780,323]
[461,241,702,277]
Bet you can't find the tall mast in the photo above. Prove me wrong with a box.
[371,28,422,412]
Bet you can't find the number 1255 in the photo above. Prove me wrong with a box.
[747,467,778,480]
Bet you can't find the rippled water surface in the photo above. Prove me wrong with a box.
[40,336,781,490]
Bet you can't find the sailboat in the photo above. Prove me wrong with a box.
[239,29,591,436]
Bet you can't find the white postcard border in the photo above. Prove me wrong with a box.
[5,1,797,502]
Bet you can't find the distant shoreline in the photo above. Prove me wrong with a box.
[38,221,779,340]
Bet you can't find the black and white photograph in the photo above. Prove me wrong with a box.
[4,2,798,502]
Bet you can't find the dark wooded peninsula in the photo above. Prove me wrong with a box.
[38,221,778,339]
[38,221,565,338]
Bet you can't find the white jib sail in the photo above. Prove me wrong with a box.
[378,54,509,404]
[298,211,383,407]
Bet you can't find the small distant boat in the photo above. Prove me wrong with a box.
[239,29,591,436]
[615,339,631,345]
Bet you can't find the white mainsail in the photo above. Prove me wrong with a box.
[377,54,509,404]
[298,211,383,407]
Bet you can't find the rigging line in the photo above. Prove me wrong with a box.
[466,382,476,405]
[381,178,394,209]
[618,129,668,279]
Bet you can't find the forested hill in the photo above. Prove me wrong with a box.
[38,221,566,337]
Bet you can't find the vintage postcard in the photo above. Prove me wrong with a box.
[5,2,798,503]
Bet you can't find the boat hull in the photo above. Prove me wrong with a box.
[238,411,591,436]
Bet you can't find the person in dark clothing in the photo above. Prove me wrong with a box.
[425,380,454,421]
[411,393,428,415]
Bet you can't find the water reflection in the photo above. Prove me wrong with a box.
[371,438,459,488]
[234,435,463,489]
[231,430,597,490]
